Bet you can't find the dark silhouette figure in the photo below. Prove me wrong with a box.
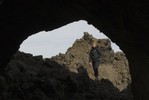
[89,40,101,81]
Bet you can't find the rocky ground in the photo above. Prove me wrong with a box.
[0,32,133,100]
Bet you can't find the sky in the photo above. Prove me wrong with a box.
[19,20,121,58]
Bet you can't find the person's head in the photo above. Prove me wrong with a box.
[91,39,97,48]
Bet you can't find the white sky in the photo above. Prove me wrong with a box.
[19,20,121,58]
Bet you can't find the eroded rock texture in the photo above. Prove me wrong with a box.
[0,0,149,100]
[52,32,131,91]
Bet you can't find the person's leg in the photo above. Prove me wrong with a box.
[94,61,100,76]
[93,61,100,80]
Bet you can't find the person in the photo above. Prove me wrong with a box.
[89,40,101,81]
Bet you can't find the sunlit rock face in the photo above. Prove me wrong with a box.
[0,0,149,100]
[51,32,131,91]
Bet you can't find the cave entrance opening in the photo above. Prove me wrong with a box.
[18,19,132,91]
[4,19,134,100]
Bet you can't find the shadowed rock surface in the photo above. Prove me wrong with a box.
[0,33,133,100]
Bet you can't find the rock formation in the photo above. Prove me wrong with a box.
[51,32,131,91]
[0,33,133,100]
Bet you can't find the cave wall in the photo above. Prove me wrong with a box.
[0,0,149,100]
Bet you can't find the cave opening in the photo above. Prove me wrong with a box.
[15,20,133,98]
[1,20,133,100]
